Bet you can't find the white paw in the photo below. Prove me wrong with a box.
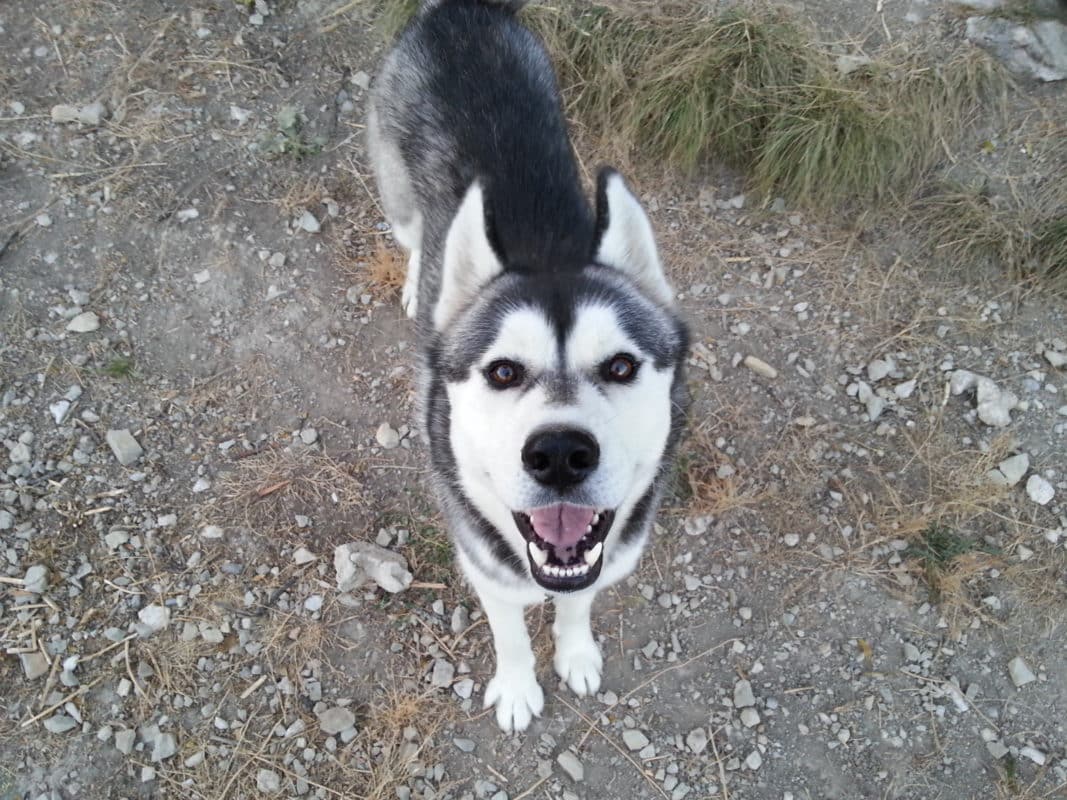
[483,668,544,733]
[401,250,420,319]
[554,638,603,697]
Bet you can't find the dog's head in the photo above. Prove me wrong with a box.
[429,169,688,592]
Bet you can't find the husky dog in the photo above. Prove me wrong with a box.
[368,0,689,732]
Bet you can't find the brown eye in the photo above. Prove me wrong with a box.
[603,354,638,383]
[486,360,524,389]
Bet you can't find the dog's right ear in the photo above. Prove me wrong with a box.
[434,182,504,331]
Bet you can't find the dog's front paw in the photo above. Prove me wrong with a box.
[400,277,418,319]
[483,668,544,733]
[554,638,603,697]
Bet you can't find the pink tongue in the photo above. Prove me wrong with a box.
[528,503,595,549]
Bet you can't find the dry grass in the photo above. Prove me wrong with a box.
[369,0,1004,209]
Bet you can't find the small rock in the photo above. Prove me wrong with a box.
[1026,475,1055,506]
[296,209,321,233]
[685,728,708,755]
[300,427,319,445]
[894,379,917,399]
[192,477,211,493]
[733,679,756,708]
[745,750,763,770]
[114,729,136,755]
[43,715,79,734]
[989,453,1029,487]
[1045,349,1067,369]
[335,541,413,594]
[454,738,476,753]
[152,733,178,762]
[137,604,171,635]
[179,209,201,224]
[453,677,474,699]
[451,605,469,634]
[20,652,49,680]
[293,547,317,565]
[783,533,800,547]
[256,769,282,794]
[201,524,224,539]
[351,70,372,90]
[903,642,921,662]
[1008,656,1037,687]
[66,312,100,333]
[106,429,143,466]
[867,358,894,382]
[1020,746,1047,765]
[742,355,778,379]
[36,213,53,227]
[23,565,49,594]
[318,706,356,735]
[49,400,71,424]
[622,730,650,751]
[976,377,1018,428]
[557,750,584,782]
[740,708,760,728]
[431,659,455,689]
[376,422,401,449]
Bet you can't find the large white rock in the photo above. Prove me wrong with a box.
[1026,475,1055,506]
[334,541,413,594]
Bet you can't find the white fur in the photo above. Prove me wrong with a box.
[448,301,674,730]
[434,183,504,331]
[595,173,674,307]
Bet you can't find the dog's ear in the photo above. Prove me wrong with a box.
[434,182,505,331]
[592,168,674,306]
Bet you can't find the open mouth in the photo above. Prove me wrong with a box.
[512,504,615,591]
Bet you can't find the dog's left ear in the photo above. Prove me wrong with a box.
[434,181,505,331]
[593,168,674,306]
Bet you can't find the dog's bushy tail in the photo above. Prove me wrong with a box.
[419,0,531,15]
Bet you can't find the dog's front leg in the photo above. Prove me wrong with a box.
[477,589,544,732]
[552,591,603,697]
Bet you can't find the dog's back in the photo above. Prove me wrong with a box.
[368,0,595,322]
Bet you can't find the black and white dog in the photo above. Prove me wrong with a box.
[368,0,689,732]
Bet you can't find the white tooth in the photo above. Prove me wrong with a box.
[529,542,548,568]
[585,525,592,534]
[592,513,600,525]
[584,542,603,566]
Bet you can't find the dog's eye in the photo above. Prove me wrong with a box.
[486,360,524,389]
[602,353,639,383]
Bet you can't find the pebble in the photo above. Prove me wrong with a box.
[557,750,584,782]
[622,730,650,751]
[180,209,202,224]
[376,422,401,449]
[43,715,79,734]
[867,358,894,382]
[894,378,917,399]
[1020,746,1047,765]
[293,547,317,565]
[453,678,474,699]
[152,733,178,762]
[50,101,106,125]
[137,604,171,635]
[989,453,1029,487]
[733,679,756,708]
[745,750,763,770]
[1026,475,1055,506]
[431,659,455,689]
[192,477,211,493]
[20,652,50,680]
[66,312,100,333]
[106,429,144,466]
[256,769,282,794]
[296,209,321,233]
[336,541,414,593]
[351,70,372,90]
[201,524,224,539]
[1008,656,1037,687]
[36,213,53,227]
[686,728,708,755]
[451,605,470,634]
[783,533,800,547]
[743,355,778,379]
[318,707,356,735]
[740,708,761,728]
[114,729,136,755]
[454,738,476,753]
[300,427,319,445]
[23,564,50,594]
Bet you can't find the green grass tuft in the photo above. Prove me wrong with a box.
[101,356,134,379]
[368,1,1004,209]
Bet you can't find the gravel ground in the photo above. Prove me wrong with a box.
[1,2,1066,799]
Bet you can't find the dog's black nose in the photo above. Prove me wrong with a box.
[522,429,599,489]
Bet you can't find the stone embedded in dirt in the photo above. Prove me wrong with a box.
[966,16,1067,82]
[988,453,1030,487]
[137,604,171,636]
[180,209,201,225]
[351,70,372,91]
[114,728,136,755]
[733,679,756,708]
[317,706,355,735]
[453,678,474,699]
[23,565,49,594]
[49,399,71,424]
[51,101,107,125]
[1008,656,1037,687]
[256,769,282,794]
[296,209,321,233]
[453,737,476,753]
[866,358,895,382]
[43,715,79,734]
[451,605,469,634]
[335,541,413,594]
[1020,746,1047,765]
[1046,349,1067,369]
[686,727,708,755]
[952,371,1019,427]
[293,547,317,565]
[20,652,49,680]
[745,750,763,770]
[857,381,886,422]
[783,533,800,547]
[557,750,584,781]
[106,429,144,465]
[742,355,778,379]
[376,422,401,449]
[201,524,224,539]
[1026,475,1055,506]
[151,733,178,762]
[622,729,650,751]
[894,378,917,399]
[300,427,319,445]
[430,659,455,688]
[66,312,100,333]
[740,708,761,728]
